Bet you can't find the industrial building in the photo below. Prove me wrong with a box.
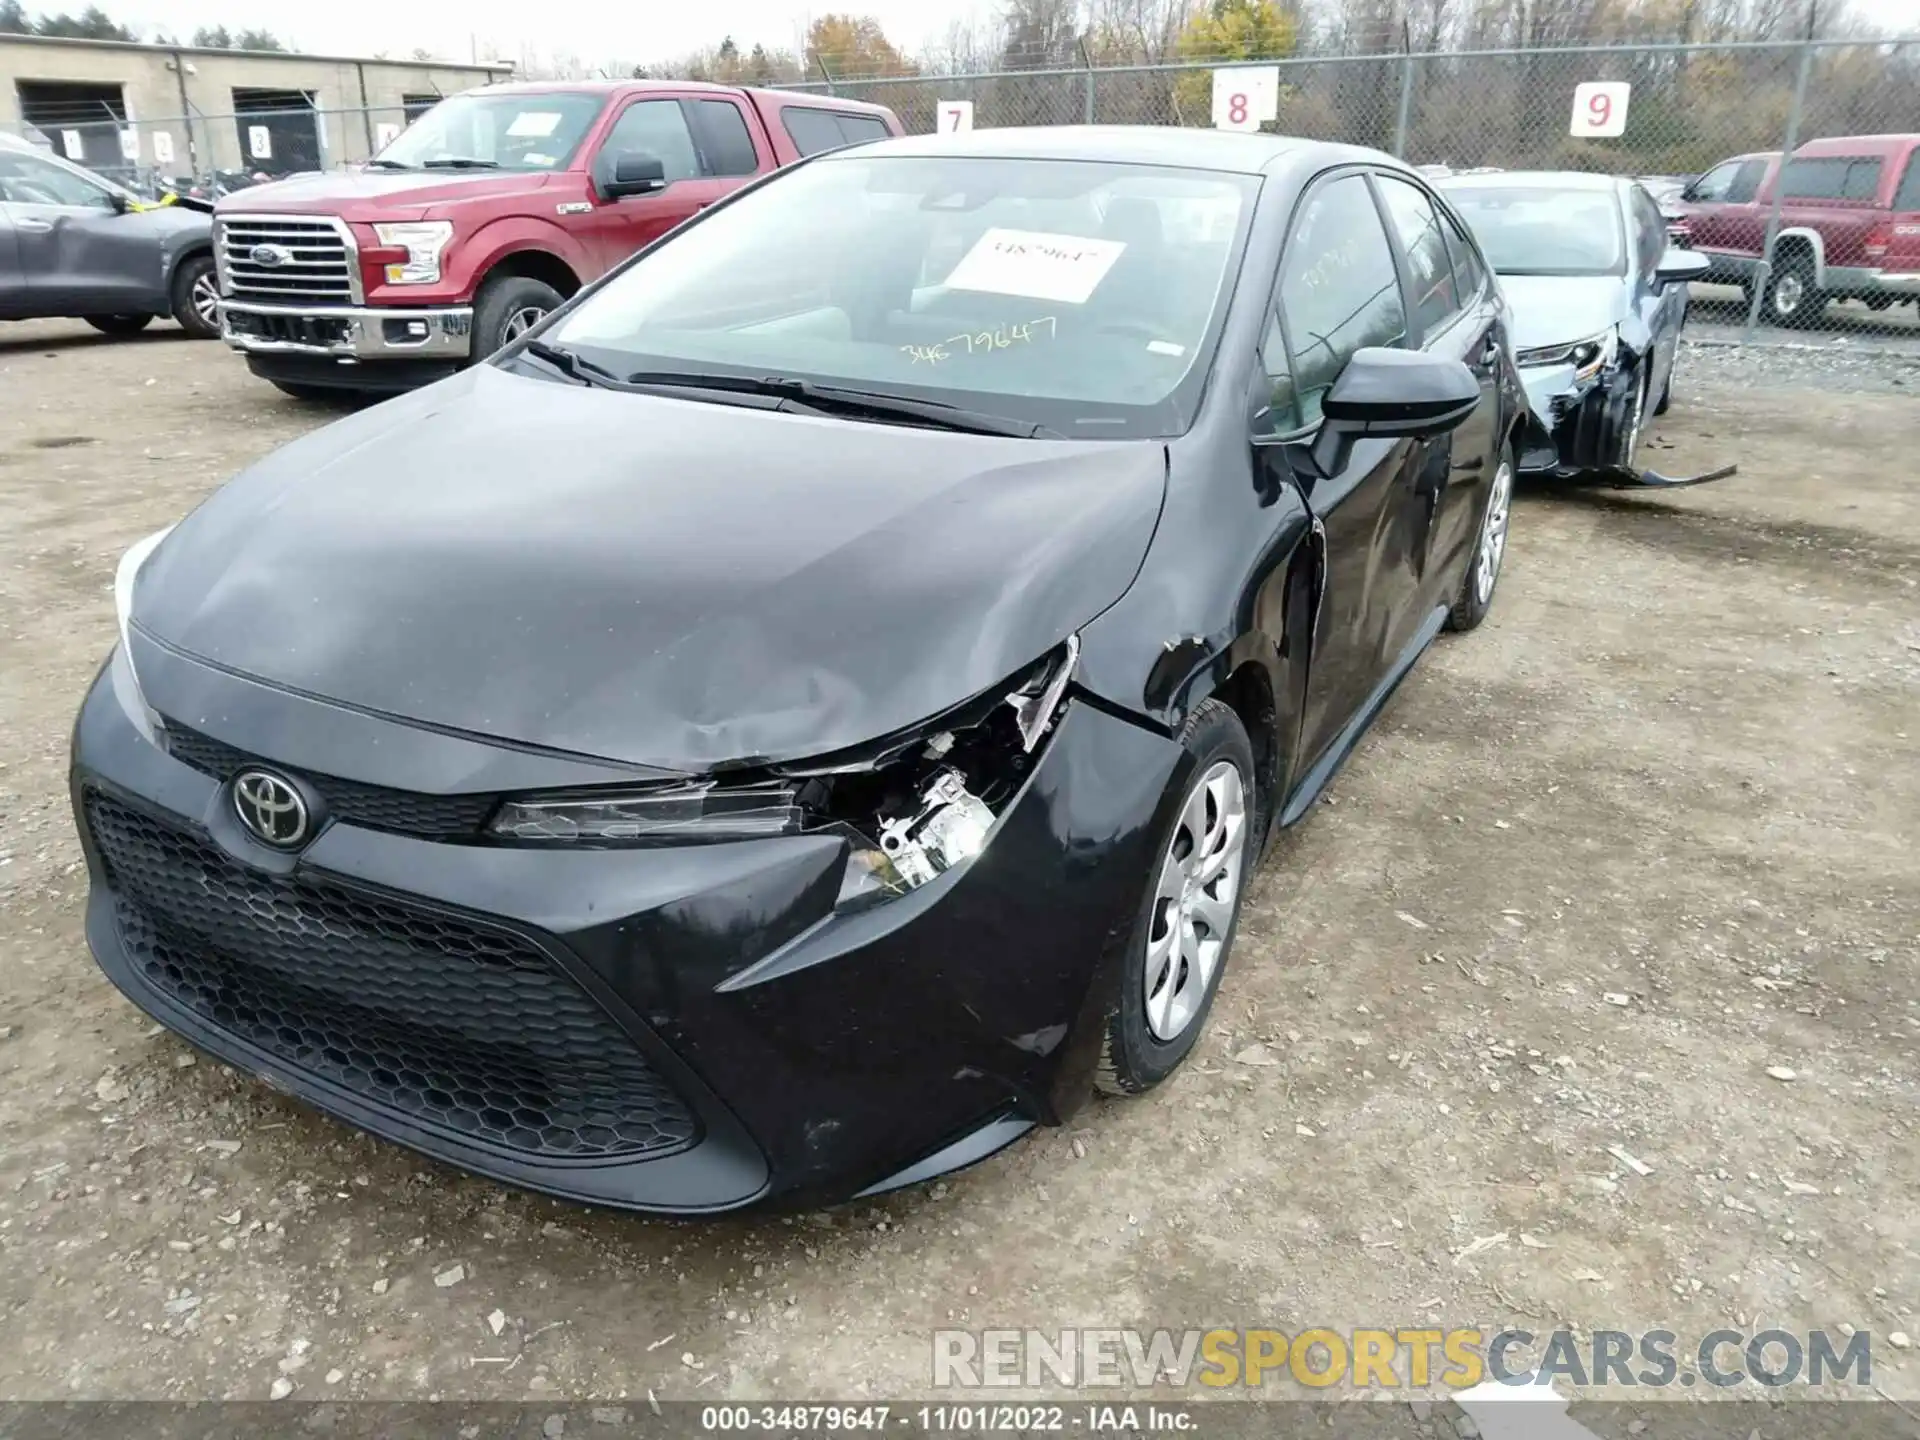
[0,33,511,183]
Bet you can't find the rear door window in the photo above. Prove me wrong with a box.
[685,99,759,178]
[1373,173,1462,337]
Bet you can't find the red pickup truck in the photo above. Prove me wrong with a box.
[1676,132,1920,327]
[213,81,901,397]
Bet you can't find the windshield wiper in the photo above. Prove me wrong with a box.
[363,158,414,170]
[517,339,624,387]
[420,157,501,170]
[621,370,1054,438]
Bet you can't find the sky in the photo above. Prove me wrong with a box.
[110,0,1920,71]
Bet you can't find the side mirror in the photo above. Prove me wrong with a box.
[1653,248,1710,288]
[1305,347,1480,478]
[108,190,130,214]
[597,151,667,201]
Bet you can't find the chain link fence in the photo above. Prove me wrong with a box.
[5,41,1916,347]
[792,37,1920,348]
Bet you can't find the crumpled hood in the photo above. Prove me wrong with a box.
[134,366,1167,770]
[1497,274,1630,353]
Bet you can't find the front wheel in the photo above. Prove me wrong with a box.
[86,314,153,336]
[472,274,564,360]
[1096,699,1258,1097]
[170,254,221,339]
[1762,253,1825,328]
[1447,442,1514,633]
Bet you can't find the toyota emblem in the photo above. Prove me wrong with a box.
[249,243,293,268]
[232,769,309,848]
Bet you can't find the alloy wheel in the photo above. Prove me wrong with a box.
[1474,459,1513,607]
[501,305,549,344]
[1143,760,1248,1042]
[1772,272,1804,318]
[191,273,220,329]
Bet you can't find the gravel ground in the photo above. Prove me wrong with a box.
[0,319,1915,1412]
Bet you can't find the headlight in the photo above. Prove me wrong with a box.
[114,525,173,687]
[490,780,802,842]
[484,639,1081,921]
[371,221,453,285]
[1516,328,1616,380]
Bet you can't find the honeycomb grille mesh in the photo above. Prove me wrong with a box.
[85,792,699,1161]
[162,722,499,839]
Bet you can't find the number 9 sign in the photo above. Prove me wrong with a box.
[1570,81,1630,138]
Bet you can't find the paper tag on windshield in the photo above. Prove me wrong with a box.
[505,111,562,138]
[944,229,1126,305]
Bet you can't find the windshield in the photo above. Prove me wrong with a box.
[542,154,1259,438]
[375,91,605,172]
[1444,186,1625,277]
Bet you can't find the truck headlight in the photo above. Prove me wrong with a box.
[372,221,453,285]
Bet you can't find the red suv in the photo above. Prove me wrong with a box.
[1677,133,1920,326]
[214,81,901,397]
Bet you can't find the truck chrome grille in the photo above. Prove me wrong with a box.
[218,215,356,306]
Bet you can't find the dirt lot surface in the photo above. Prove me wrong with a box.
[0,320,1915,1411]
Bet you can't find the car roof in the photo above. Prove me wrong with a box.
[1438,169,1625,193]
[855,125,1382,176]
[468,78,892,116]
[1794,133,1920,157]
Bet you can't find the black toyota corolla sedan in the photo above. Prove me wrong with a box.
[73,127,1524,1213]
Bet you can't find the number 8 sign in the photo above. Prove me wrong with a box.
[1212,67,1278,134]
[1570,82,1630,138]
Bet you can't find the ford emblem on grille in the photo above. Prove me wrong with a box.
[249,243,294,268]
[233,770,309,848]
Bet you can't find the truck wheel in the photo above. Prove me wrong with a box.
[169,254,221,339]
[473,275,564,360]
[1762,253,1825,328]
[86,314,153,336]
[267,380,345,403]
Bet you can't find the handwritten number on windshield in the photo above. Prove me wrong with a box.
[902,315,1058,366]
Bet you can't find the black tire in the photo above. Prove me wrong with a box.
[1096,699,1260,1097]
[1761,251,1826,328]
[1446,441,1515,634]
[472,274,564,360]
[86,314,153,336]
[267,380,345,402]
[169,253,220,339]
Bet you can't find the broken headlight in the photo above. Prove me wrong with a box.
[486,638,1080,915]
[1516,328,1615,380]
[819,637,1080,914]
[490,781,803,842]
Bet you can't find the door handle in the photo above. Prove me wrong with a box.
[16,218,53,233]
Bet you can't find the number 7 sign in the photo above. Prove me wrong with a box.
[1570,82,1630,138]
[937,100,974,134]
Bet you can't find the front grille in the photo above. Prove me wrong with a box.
[85,792,700,1161]
[163,721,499,839]
[219,216,354,306]
[227,308,352,348]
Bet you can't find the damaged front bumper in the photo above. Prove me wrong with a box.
[1517,360,1734,489]
[70,638,1186,1213]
